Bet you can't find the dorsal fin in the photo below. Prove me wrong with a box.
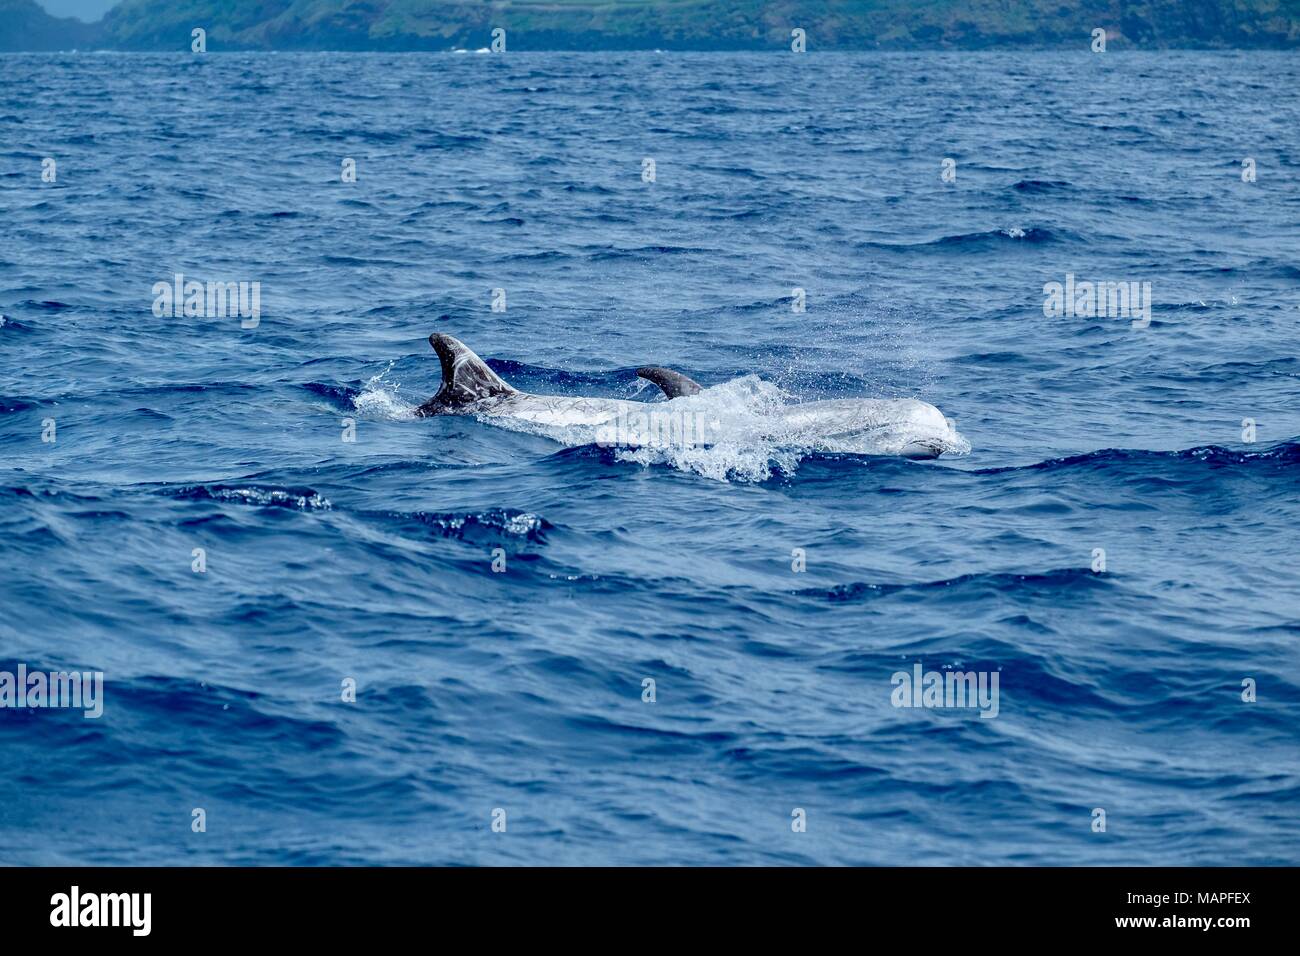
[417,333,516,415]
[636,366,702,399]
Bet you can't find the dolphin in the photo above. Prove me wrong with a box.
[415,333,960,460]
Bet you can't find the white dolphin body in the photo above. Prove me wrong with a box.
[415,334,965,460]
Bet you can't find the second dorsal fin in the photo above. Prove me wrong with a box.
[636,366,702,399]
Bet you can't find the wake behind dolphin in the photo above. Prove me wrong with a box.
[415,333,969,468]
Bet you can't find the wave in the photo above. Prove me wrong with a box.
[973,440,1300,477]
[1011,179,1074,193]
[369,508,550,544]
[163,484,333,510]
[0,396,41,413]
[855,226,1073,252]
[112,675,344,748]
[0,314,35,333]
[587,244,718,261]
[301,381,359,408]
[795,567,1108,604]
[21,299,74,312]
[540,439,1299,486]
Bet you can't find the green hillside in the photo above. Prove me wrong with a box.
[4,0,1299,51]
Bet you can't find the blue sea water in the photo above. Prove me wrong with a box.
[1,50,1298,866]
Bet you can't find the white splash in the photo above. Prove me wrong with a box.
[353,362,417,419]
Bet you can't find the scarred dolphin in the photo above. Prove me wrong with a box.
[415,333,963,460]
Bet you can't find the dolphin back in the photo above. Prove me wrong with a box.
[416,333,518,416]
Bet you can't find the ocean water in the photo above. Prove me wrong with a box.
[1,50,1298,866]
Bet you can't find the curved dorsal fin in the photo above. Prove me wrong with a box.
[417,333,516,415]
[636,366,702,399]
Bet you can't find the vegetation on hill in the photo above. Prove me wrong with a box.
[4,0,1299,51]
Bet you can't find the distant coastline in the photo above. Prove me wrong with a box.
[4,0,1300,53]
